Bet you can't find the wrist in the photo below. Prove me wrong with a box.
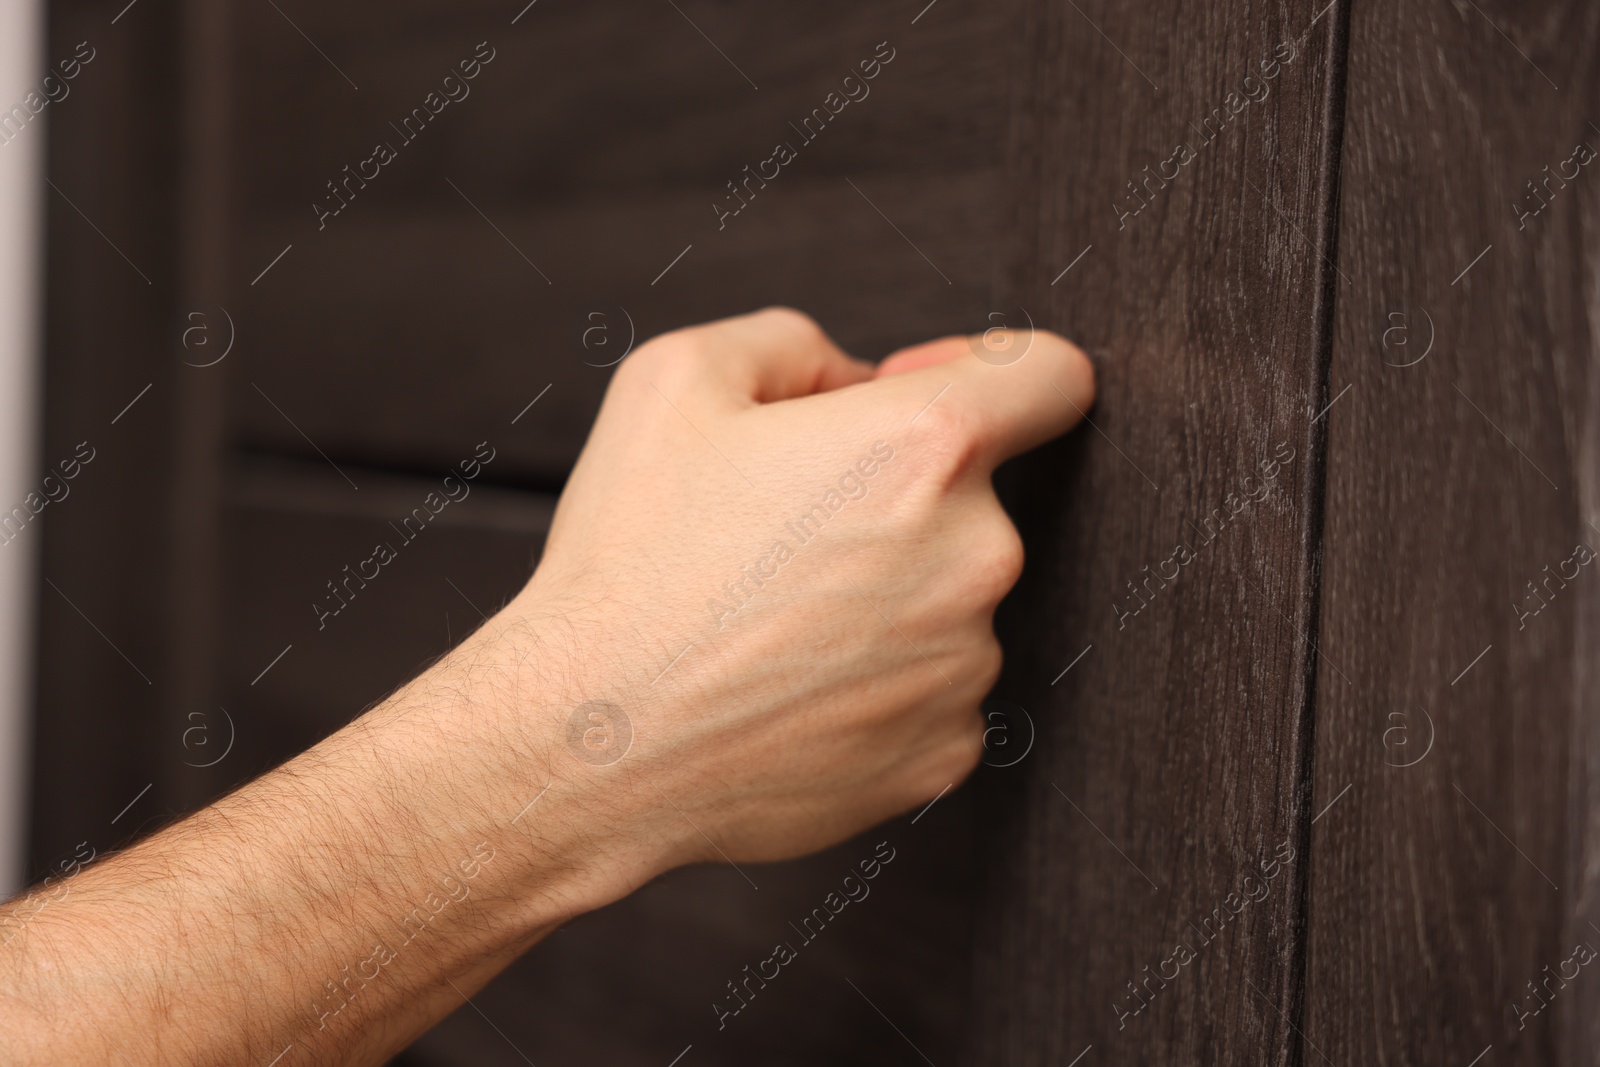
[383,593,687,936]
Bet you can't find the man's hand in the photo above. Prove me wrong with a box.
[0,308,1093,1065]
[519,307,1094,885]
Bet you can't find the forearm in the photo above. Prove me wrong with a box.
[1,309,1094,1062]
[3,609,615,1066]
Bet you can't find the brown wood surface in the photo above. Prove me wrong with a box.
[966,0,1349,1062]
[1302,2,1600,1064]
[33,0,1600,1062]
[30,0,187,870]
[233,174,999,483]
[37,0,1011,1063]
[230,0,1007,480]
[398,798,980,1067]
[213,456,556,790]
[162,0,234,818]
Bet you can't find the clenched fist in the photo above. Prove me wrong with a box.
[506,307,1095,890]
[2,308,1093,1067]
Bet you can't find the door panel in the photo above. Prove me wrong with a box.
[33,0,1600,1063]
[966,1,1348,1062]
[1304,2,1600,1063]
[36,0,1013,1063]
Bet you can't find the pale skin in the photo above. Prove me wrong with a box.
[0,308,1094,1064]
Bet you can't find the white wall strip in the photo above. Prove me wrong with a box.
[0,0,45,894]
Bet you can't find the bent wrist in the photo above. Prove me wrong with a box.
[388,599,684,936]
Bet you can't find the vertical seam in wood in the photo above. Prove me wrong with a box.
[1286,0,1355,1063]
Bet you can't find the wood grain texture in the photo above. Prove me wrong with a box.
[232,0,1002,201]
[233,174,1000,483]
[61,0,1600,1062]
[965,0,1349,1062]
[228,0,1010,480]
[1303,2,1600,1063]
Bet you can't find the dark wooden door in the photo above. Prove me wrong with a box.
[969,0,1342,1061]
[32,0,1600,1064]
[1303,3,1600,1065]
[36,1,1012,1063]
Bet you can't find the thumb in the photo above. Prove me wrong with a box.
[874,336,971,378]
[869,329,1097,471]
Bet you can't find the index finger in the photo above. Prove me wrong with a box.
[690,307,876,405]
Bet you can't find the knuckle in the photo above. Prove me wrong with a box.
[942,723,985,788]
[752,305,824,340]
[913,737,980,801]
[993,522,1026,589]
[912,401,985,482]
[974,638,1004,692]
[621,331,703,387]
[967,519,1026,602]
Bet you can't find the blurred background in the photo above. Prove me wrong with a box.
[9,0,1599,1064]
[0,0,44,912]
[4,0,1007,1062]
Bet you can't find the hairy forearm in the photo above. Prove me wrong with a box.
[2,608,618,1066]
[1,310,1094,1062]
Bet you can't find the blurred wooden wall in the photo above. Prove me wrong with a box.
[33,0,1600,1064]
